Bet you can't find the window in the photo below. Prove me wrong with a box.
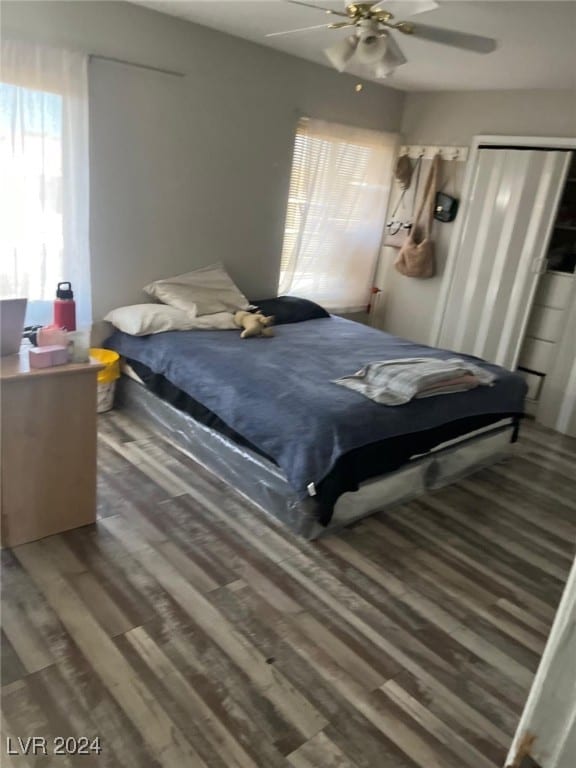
[279,118,395,313]
[0,40,90,326]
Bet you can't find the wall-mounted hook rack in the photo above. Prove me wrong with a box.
[399,144,469,162]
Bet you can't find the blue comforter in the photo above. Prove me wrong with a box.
[106,317,526,499]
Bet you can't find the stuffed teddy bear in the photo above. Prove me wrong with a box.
[234,310,274,339]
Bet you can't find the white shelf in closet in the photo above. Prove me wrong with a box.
[534,272,574,309]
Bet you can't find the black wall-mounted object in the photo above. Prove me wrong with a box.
[434,192,459,223]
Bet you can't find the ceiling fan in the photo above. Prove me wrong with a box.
[266,2,498,79]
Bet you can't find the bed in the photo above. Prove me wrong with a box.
[105,315,527,538]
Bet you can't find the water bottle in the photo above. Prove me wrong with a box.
[53,282,77,331]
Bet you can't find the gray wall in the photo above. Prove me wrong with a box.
[375,89,576,344]
[3,1,404,319]
[400,90,576,146]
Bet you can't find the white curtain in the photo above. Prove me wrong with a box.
[0,40,90,326]
[279,118,396,314]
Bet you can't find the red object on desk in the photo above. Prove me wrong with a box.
[53,282,76,331]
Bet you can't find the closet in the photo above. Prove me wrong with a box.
[434,139,576,436]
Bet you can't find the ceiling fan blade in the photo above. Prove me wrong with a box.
[370,1,438,17]
[266,23,339,38]
[286,1,350,18]
[406,22,498,53]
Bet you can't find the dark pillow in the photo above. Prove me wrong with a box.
[249,296,330,325]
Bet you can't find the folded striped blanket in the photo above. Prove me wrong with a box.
[334,357,496,406]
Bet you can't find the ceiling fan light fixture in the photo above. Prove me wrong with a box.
[372,30,407,77]
[354,22,390,66]
[357,19,384,41]
[373,57,398,79]
[325,20,407,80]
[324,36,357,71]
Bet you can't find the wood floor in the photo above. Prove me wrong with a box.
[2,414,575,768]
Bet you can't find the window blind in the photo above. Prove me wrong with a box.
[279,117,396,314]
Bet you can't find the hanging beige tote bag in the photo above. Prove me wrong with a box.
[394,154,440,279]
[383,157,423,249]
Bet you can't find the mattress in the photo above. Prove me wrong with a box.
[106,317,526,523]
[117,375,515,537]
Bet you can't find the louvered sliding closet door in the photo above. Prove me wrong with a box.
[437,149,570,369]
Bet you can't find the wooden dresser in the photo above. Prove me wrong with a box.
[0,351,103,547]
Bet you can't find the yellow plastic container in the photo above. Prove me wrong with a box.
[89,348,121,413]
[89,348,121,384]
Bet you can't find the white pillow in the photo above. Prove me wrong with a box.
[143,263,250,316]
[104,304,200,336]
[104,304,238,335]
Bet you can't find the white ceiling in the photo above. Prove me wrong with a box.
[131,1,576,91]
